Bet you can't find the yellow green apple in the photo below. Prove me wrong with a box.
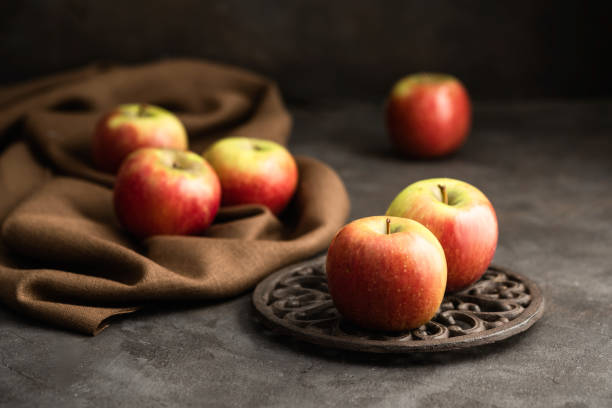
[386,178,498,292]
[203,137,298,215]
[92,104,188,173]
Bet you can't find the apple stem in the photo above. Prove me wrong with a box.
[438,184,448,205]
[386,218,391,235]
[138,103,147,117]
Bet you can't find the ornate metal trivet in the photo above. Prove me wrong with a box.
[253,255,545,353]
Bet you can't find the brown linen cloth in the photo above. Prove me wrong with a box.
[0,59,350,335]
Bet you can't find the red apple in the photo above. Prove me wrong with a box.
[203,137,298,215]
[326,216,447,331]
[93,104,188,173]
[113,148,221,238]
[385,73,471,158]
[386,178,498,292]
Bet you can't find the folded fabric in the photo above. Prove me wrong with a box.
[0,59,350,334]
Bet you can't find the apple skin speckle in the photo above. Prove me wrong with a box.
[326,216,447,332]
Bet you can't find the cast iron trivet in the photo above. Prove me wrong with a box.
[253,255,544,353]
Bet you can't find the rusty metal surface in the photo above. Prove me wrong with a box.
[253,255,545,353]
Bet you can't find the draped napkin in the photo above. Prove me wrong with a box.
[0,59,350,334]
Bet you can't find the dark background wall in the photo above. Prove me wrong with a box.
[0,0,610,102]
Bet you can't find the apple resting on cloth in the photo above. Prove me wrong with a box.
[326,216,447,332]
[386,178,498,292]
[92,104,188,173]
[386,73,471,158]
[203,137,298,215]
[114,148,221,238]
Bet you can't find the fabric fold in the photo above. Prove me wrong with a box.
[0,59,350,334]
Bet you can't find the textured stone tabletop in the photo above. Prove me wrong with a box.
[1,101,610,407]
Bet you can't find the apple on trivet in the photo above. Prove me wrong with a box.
[326,216,447,332]
[325,177,498,332]
[386,178,498,292]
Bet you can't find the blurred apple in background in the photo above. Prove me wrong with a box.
[203,137,298,215]
[114,148,220,238]
[385,73,471,158]
[92,104,188,173]
[326,216,447,331]
[386,178,497,292]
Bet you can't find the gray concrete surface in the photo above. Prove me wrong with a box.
[1,101,611,407]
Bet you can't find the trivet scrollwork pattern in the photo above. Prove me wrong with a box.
[253,256,544,353]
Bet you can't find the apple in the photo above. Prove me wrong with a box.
[113,148,221,238]
[385,73,471,158]
[92,104,188,173]
[203,137,298,215]
[326,216,447,331]
[386,178,498,292]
